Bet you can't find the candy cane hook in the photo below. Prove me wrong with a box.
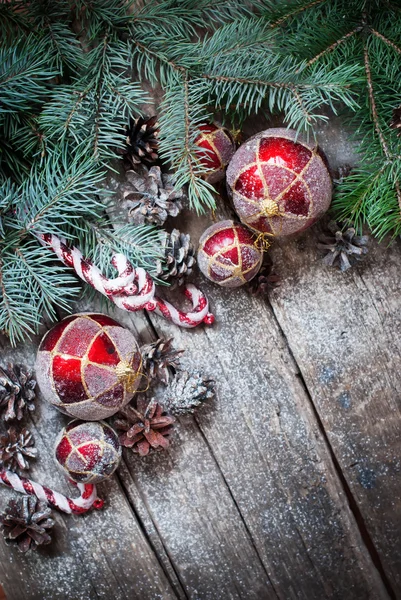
[38,233,214,327]
[0,469,104,515]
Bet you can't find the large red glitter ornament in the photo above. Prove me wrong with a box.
[55,420,122,484]
[226,128,332,237]
[197,220,263,288]
[36,313,142,421]
[195,124,236,183]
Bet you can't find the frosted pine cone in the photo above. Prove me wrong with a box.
[163,370,215,415]
[1,496,54,553]
[156,229,195,287]
[0,426,37,472]
[0,363,36,422]
[121,166,185,226]
[141,338,184,386]
[115,396,175,456]
[318,221,368,271]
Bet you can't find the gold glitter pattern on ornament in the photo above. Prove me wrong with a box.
[55,421,121,483]
[196,130,224,166]
[47,315,141,409]
[199,222,262,286]
[233,136,317,236]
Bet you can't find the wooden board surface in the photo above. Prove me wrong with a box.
[0,117,400,599]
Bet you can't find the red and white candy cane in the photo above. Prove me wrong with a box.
[0,469,104,515]
[39,233,214,328]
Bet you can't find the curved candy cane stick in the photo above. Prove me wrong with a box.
[38,233,214,328]
[0,469,104,515]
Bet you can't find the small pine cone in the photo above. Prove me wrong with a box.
[118,115,159,168]
[115,395,175,457]
[0,363,36,422]
[1,496,54,553]
[247,260,280,297]
[163,370,215,415]
[318,221,369,272]
[156,229,196,287]
[0,426,37,472]
[141,338,184,386]
[121,166,185,226]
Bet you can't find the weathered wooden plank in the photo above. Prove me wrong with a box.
[0,332,178,600]
[111,221,390,599]
[268,229,401,596]
[110,310,276,600]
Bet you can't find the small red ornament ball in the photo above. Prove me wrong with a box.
[55,420,122,484]
[195,124,236,183]
[226,128,332,237]
[36,313,142,421]
[197,220,263,288]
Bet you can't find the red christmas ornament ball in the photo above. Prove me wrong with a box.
[197,220,263,288]
[226,128,332,237]
[36,313,142,421]
[195,123,236,183]
[55,420,122,484]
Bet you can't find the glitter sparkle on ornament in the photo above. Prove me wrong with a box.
[195,124,236,183]
[36,313,142,421]
[226,128,332,237]
[197,220,263,288]
[55,420,122,484]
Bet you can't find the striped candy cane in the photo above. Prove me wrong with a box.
[39,233,214,327]
[0,469,104,515]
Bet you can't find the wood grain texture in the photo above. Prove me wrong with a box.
[269,228,401,596]
[0,332,177,600]
[120,208,390,600]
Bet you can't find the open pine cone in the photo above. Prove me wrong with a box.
[156,229,196,287]
[0,426,37,472]
[0,363,36,422]
[318,221,369,272]
[163,370,215,415]
[141,338,184,386]
[115,395,175,456]
[1,496,54,553]
[121,166,185,226]
[118,115,159,168]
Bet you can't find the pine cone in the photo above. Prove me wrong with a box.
[118,115,159,168]
[121,166,184,226]
[1,496,54,553]
[0,426,37,472]
[318,221,369,272]
[390,105,401,137]
[0,363,36,422]
[141,338,184,386]
[115,396,175,456]
[156,229,195,287]
[247,260,280,297]
[163,370,215,415]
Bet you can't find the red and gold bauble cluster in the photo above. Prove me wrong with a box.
[197,127,332,288]
[194,124,236,183]
[36,313,145,483]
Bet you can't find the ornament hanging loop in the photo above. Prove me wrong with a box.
[254,233,272,252]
